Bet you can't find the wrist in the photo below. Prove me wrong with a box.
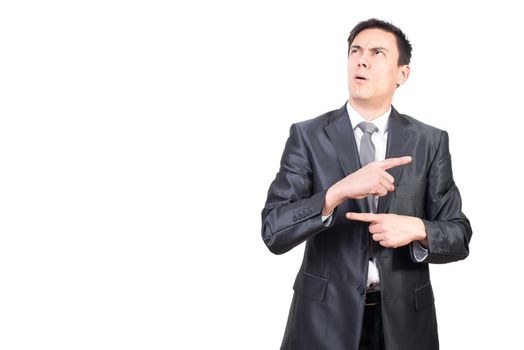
[414,218,427,244]
[322,185,343,216]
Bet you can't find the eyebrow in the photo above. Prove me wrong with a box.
[350,45,390,52]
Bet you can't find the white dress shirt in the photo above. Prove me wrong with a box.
[322,101,428,287]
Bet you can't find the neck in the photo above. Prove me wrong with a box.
[348,97,391,121]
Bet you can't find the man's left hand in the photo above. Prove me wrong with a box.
[346,212,427,248]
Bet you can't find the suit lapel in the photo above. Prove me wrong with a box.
[324,104,368,213]
[377,107,414,214]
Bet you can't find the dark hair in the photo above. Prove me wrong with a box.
[347,18,412,66]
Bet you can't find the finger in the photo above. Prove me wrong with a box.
[368,223,382,234]
[370,181,388,197]
[371,233,385,242]
[379,177,394,193]
[380,170,395,184]
[378,156,412,170]
[379,240,392,248]
[346,212,379,222]
[375,185,388,197]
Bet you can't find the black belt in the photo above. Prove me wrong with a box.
[365,290,381,306]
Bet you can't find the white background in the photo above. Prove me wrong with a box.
[0,1,522,349]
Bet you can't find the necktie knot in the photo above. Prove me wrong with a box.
[358,121,378,135]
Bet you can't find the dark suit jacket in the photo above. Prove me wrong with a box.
[261,104,472,350]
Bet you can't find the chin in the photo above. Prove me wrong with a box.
[349,92,372,102]
[349,87,371,99]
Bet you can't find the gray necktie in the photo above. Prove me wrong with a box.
[357,121,378,213]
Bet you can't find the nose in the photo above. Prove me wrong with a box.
[357,55,368,69]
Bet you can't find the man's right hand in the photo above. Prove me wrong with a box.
[322,156,412,215]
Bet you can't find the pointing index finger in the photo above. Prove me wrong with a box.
[379,156,412,170]
[346,212,380,223]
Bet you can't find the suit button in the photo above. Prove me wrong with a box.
[292,215,297,222]
[357,285,366,295]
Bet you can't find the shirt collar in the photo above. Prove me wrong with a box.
[346,101,390,134]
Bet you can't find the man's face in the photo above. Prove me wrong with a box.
[347,28,409,105]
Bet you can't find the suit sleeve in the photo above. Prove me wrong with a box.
[414,130,472,264]
[261,124,336,255]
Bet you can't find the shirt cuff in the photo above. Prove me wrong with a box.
[412,240,429,262]
[321,211,333,226]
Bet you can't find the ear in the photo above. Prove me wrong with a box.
[396,65,410,87]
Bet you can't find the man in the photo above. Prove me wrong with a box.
[261,19,472,350]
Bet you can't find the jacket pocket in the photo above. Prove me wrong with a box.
[293,272,328,302]
[414,282,435,311]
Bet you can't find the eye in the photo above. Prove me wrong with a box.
[350,48,359,54]
[374,50,384,56]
